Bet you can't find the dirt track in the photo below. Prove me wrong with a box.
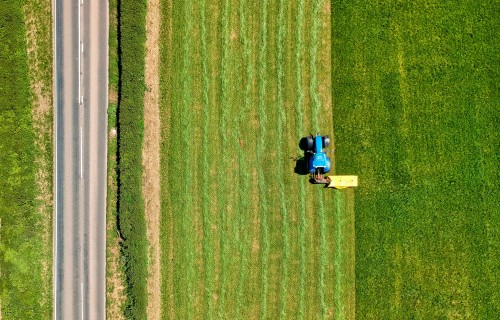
[142,0,162,317]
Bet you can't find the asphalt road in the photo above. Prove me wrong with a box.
[54,0,108,318]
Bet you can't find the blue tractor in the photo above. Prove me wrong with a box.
[299,134,331,184]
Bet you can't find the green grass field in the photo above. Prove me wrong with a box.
[105,0,500,318]
[159,0,352,318]
[0,0,52,318]
[331,0,499,318]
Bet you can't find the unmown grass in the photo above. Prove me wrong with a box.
[331,0,500,318]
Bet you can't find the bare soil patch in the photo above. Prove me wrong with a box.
[106,214,126,320]
[106,151,126,320]
[109,88,118,104]
[142,0,162,317]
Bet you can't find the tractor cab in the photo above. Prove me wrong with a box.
[309,135,331,174]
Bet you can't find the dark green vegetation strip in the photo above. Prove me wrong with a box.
[159,0,336,318]
[117,0,148,317]
[0,0,48,317]
[331,0,500,318]
[106,0,127,316]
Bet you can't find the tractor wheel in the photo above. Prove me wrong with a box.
[323,135,330,148]
[306,135,314,150]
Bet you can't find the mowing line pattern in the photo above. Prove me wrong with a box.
[180,1,195,317]
[234,0,253,316]
[309,0,322,131]
[158,1,338,318]
[200,1,215,318]
[309,1,327,318]
[159,0,175,317]
[294,1,308,318]
[257,1,270,317]
[275,1,290,318]
[216,0,230,317]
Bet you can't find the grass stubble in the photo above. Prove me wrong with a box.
[158,0,340,319]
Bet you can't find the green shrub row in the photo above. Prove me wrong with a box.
[116,0,148,318]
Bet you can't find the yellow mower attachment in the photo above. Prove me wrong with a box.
[326,175,358,189]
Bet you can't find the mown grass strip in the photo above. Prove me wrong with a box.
[308,1,327,318]
[180,2,195,317]
[159,0,175,318]
[294,0,305,133]
[309,0,322,130]
[256,1,270,318]
[199,1,214,318]
[216,0,231,317]
[116,0,148,317]
[275,1,290,318]
[234,0,253,316]
[294,0,307,318]
[235,0,255,319]
[158,0,338,317]
[167,3,195,317]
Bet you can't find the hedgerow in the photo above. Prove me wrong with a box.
[116,0,148,318]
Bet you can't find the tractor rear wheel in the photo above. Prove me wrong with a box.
[323,135,330,148]
[306,135,314,150]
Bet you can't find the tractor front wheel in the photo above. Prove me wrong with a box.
[323,135,330,148]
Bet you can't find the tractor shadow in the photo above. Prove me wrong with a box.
[294,155,310,175]
[293,137,313,175]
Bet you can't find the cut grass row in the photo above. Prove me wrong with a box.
[331,0,499,318]
[256,1,270,318]
[178,1,194,315]
[275,1,290,318]
[199,1,216,318]
[293,2,307,318]
[234,1,254,317]
[218,1,231,317]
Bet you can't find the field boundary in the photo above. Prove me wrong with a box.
[116,0,148,316]
[142,0,162,317]
[105,0,127,317]
[24,0,54,317]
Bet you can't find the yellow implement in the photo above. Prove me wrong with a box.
[326,175,358,189]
